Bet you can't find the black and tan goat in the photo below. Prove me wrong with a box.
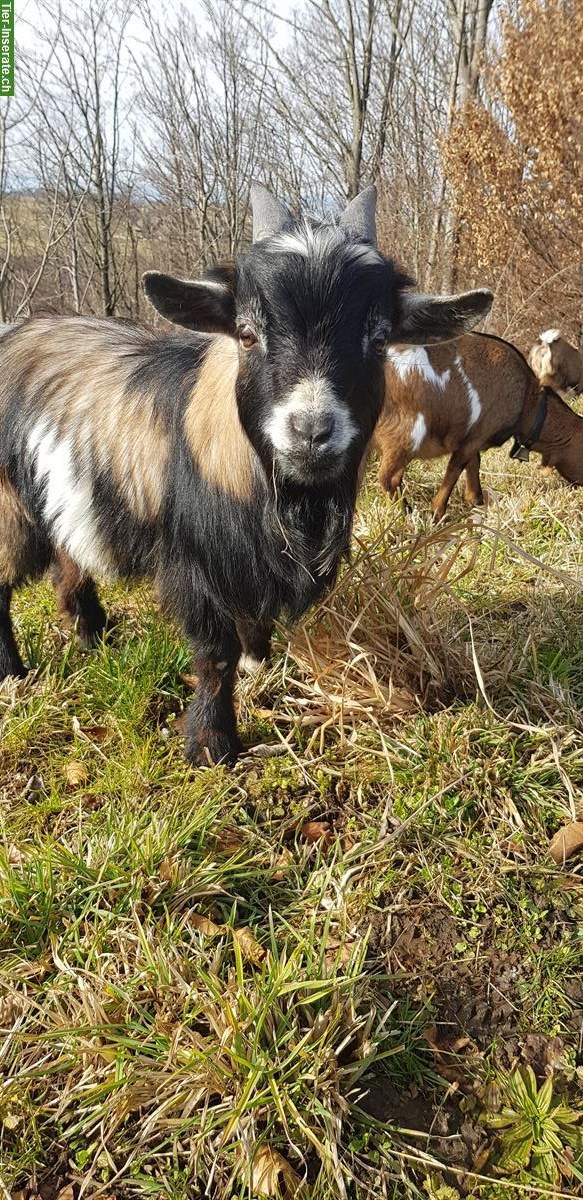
[375,332,583,520]
[0,184,492,764]
[529,329,583,394]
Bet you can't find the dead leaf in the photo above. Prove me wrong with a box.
[324,934,355,967]
[0,994,23,1025]
[232,925,267,965]
[158,853,185,884]
[81,793,105,812]
[7,844,25,865]
[251,1146,304,1199]
[81,724,108,742]
[548,820,583,865]
[23,773,44,795]
[246,742,289,759]
[63,761,89,787]
[300,820,333,847]
[189,912,223,937]
[56,1187,75,1200]
[424,1024,478,1087]
[272,847,294,881]
[214,829,246,855]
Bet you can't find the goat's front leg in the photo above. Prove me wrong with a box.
[51,550,107,647]
[183,606,243,766]
[0,585,27,680]
[378,448,411,496]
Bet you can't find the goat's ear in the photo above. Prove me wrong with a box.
[391,288,493,344]
[251,182,291,243]
[142,267,236,335]
[339,185,377,244]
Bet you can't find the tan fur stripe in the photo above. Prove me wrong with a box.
[0,469,33,583]
[184,336,254,501]
[0,319,169,523]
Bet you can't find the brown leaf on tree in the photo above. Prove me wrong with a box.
[548,821,583,865]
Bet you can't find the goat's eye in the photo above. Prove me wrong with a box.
[239,325,258,350]
[370,333,388,356]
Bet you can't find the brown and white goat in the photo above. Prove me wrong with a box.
[529,329,583,394]
[375,331,583,520]
[0,184,492,765]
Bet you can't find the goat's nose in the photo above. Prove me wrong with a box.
[288,409,335,448]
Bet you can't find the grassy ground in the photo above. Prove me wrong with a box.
[1,447,583,1200]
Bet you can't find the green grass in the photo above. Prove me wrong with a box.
[1,447,583,1199]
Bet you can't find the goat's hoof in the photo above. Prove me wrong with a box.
[185,729,243,767]
[75,612,114,649]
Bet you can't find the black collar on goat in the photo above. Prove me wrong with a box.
[510,389,549,461]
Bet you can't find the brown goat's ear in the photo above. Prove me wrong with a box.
[142,268,236,335]
[392,288,493,345]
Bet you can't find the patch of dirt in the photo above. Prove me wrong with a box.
[360,1081,485,1170]
[380,904,532,1049]
[379,901,582,1061]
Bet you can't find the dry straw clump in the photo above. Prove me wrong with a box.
[280,514,484,739]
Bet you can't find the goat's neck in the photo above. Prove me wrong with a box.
[532,391,583,484]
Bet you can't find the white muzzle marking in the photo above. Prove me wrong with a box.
[266,375,357,456]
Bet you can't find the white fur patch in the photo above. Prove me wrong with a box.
[268,231,311,256]
[267,222,381,269]
[266,375,357,456]
[28,421,114,577]
[455,354,482,429]
[410,412,427,452]
[239,653,265,675]
[540,328,560,344]
[386,346,451,391]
